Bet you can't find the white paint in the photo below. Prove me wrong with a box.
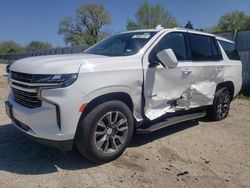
[7,28,242,142]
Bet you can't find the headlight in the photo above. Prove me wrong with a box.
[32,73,78,87]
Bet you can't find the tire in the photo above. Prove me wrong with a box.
[207,87,231,121]
[75,100,134,163]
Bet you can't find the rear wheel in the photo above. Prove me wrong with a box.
[75,100,134,163]
[207,87,231,121]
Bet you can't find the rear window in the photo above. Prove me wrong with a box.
[218,40,241,60]
[189,34,222,61]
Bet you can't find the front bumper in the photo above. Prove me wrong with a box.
[6,82,91,151]
[6,100,74,151]
[13,117,74,151]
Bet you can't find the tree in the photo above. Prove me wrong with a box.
[203,25,222,33]
[26,41,52,51]
[217,11,250,31]
[0,41,24,54]
[126,0,178,30]
[58,3,111,47]
[246,16,250,29]
[203,11,250,33]
[184,21,194,29]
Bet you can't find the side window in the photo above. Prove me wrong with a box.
[149,32,187,62]
[218,40,240,60]
[189,34,222,61]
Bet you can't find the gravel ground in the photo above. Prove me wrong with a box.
[0,64,250,188]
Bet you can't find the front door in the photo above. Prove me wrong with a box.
[143,31,193,120]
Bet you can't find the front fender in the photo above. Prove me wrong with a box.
[87,86,143,121]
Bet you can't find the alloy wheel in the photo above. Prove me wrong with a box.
[94,111,128,154]
[216,90,230,119]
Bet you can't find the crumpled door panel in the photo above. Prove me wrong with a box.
[144,64,225,120]
[144,66,192,120]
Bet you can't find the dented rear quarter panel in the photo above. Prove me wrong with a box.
[217,41,242,97]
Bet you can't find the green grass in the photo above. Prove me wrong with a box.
[238,94,250,100]
[0,59,9,64]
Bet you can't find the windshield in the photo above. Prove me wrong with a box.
[84,31,157,56]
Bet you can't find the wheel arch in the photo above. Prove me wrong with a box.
[216,81,235,100]
[86,92,134,114]
[76,92,135,132]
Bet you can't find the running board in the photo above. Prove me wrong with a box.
[136,111,206,134]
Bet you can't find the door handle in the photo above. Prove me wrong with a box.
[182,68,192,74]
[215,67,222,72]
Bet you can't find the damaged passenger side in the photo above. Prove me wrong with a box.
[143,31,224,120]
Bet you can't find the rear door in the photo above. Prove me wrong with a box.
[187,32,224,108]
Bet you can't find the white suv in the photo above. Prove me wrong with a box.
[5,28,242,162]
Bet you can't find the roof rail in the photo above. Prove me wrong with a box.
[174,27,216,35]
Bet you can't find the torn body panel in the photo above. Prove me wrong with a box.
[144,64,192,120]
[141,30,241,121]
[188,81,217,108]
[143,63,225,120]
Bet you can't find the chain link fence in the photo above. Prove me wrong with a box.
[0,46,85,63]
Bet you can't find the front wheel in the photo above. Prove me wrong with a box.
[207,87,231,121]
[75,100,134,163]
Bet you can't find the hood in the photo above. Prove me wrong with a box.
[9,53,108,74]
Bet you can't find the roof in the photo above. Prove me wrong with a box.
[122,27,235,43]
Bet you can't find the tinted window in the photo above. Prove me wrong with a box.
[149,32,187,62]
[85,32,157,56]
[189,34,222,61]
[218,40,240,60]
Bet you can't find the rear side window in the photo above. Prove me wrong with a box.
[189,34,222,61]
[218,40,240,60]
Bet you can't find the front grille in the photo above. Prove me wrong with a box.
[12,81,37,89]
[11,71,33,83]
[12,88,42,108]
[10,71,42,108]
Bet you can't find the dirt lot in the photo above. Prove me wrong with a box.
[0,64,250,188]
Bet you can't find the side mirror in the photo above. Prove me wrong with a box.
[156,49,178,68]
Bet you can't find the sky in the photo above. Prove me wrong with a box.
[0,0,250,47]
